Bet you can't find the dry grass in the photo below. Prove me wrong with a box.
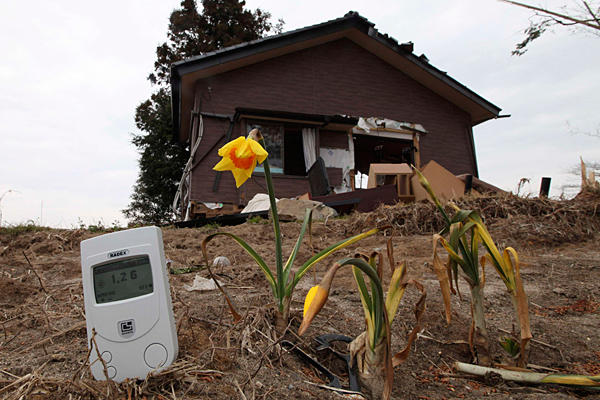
[2,193,600,399]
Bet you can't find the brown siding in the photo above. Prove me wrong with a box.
[326,168,343,187]
[190,38,476,205]
[241,174,310,203]
[320,130,349,149]
[190,117,240,203]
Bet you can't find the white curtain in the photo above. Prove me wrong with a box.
[302,127,317,172]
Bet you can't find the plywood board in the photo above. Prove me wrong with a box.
[411,160,465,203]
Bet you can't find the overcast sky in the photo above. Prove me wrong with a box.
[1,0,598,228]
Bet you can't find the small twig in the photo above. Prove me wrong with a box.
[0,369,19,379]
[72,331,96,382]
[497,327,566,362]
[243,318,292,388]
[417,332,469,346]
[422,350,441,370]
[438,372,478,379]
[302,380,366,397]
[0,326,24,350]
[18,321,85,353]
[189,315,232,328]
[90,328,111,382]
[234,378,248,400]
[527,363,559,373]
[21,251,49,295]
[0,373,33,396]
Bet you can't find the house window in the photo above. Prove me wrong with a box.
[246,120,306,176]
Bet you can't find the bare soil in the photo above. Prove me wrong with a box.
[1,197,600,399]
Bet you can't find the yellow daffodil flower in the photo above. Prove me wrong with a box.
[213,136,268,187]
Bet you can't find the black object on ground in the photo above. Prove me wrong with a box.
[315,333,360,392]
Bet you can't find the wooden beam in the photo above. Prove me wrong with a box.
[412,133,421,168]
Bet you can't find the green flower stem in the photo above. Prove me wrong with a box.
[258,139,284,311]
[470,283,491,366]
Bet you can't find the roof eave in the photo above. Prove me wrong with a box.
[403,52,501,122]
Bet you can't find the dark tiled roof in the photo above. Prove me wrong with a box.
[171,11,501,140]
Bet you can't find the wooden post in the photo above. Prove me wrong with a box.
[464,174,473,194]
[412,133,421,168]
[539,177,551,198]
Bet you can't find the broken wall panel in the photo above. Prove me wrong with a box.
[411,160,466,203]
[319,130,350,149]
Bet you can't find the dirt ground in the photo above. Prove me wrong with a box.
[1,197,600,399]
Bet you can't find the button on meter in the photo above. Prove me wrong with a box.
[81,226,178,382]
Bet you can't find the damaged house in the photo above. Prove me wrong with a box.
[170,11,501,219]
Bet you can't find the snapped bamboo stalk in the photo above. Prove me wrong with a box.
[454,361,600,389]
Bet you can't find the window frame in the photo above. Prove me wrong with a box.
[243,118,309,177]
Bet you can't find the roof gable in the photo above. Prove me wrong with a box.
[171,11,501,141]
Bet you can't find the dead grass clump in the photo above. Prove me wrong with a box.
[0,359,225,400]
[346,193,600,245]
[0,301,299,400]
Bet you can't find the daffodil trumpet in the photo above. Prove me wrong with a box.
[213,133,268,188]
[203,128,382,331]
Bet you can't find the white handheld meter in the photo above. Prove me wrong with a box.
[80,226,178,382]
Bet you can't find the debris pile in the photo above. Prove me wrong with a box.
[347,193,600,245]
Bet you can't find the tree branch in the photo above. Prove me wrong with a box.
[583,1,600,27]
[501,0,600,30]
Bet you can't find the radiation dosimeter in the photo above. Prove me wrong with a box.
[81,226,178,382]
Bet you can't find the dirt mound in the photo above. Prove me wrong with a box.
[347,194,600,246]
[1,228,93,256]
[1,202,600,399]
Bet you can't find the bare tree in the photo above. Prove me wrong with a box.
[501,0,600,55]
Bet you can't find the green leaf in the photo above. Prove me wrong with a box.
[282,207,313,289]
[289,227,380,292]
[450,210,474,225]
[203,232,277,295]
[353,266,375,342]
[500,336,520,357]
[353,265,373,312]
[337,257,385,349]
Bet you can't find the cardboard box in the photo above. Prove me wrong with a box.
[367,163,414,201]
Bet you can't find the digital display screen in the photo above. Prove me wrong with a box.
[93,255,153,304]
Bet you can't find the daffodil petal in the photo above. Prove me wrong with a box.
[232,168,251,187]
[213,157,235,171]
[248,139,268,164]
[304,286,319,317]
[218,136,245,156]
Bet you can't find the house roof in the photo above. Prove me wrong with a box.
[171,11,502,142]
